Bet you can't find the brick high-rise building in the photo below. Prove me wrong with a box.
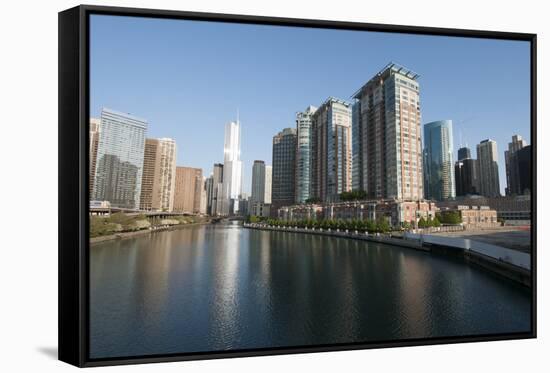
[174,166,203,214]
[352,63,423,200]
[139,138,177,211]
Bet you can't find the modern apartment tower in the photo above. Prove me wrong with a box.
[89,117,101,195]
[295,106,317,203]
[423,120,455,201]
[516,145,532,195]
[505,135,528,195]
[92,108,147,209]
[221,121,243,215]
[272,128,297,215]
[139,138,177,211]
[311,98,352,202]
[477,139,501,197]
[454,146,479,196]
[173,166,203,214]
[352,63,423,200]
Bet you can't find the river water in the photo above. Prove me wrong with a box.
[90,222,531,359]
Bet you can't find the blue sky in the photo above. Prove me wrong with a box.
[90,15,531,195]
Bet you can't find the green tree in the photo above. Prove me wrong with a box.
[418,217,427,228]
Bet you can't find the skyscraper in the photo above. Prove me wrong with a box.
[206,163,224,216]
[454,146,479,196]
[264,165,272,204]
[92,108,147,209]
[139,138,177,211]
[221,121,243,215]
[272,128,297,215]
[352,63,423,200]
[423,120,455,201]
[295,106,317,203]
[311,97,352,202]
[477,139,501,197]
[516,145,532,195]
[457,146,471,161]
[173,166,203,214]
[251,160,266,204]
[89,117,101,195]
[505,135,528,195]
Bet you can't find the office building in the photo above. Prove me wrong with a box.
[505,135,529,195]
[457,146,471,161]
[477,139,501,197]
[264,165,272,204]
[455,158,479,196]
[352,63,423,201]
[173,166,203,214]
[311,97,352,202]
[251,160,267,204]
[92,108,147,209]
[423,120,455,201]
[272,127,297,214]
[295,106,317,203]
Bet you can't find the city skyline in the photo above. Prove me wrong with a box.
[90,15,530,195]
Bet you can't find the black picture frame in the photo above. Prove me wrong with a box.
[58,4,537,367]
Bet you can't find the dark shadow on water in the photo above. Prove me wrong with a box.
[37,346,58,360]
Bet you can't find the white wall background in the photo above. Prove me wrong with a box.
[0,0,547,371]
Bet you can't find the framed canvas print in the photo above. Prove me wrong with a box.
[58,4,537,367]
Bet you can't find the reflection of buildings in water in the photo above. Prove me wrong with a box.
[208,223,242,347]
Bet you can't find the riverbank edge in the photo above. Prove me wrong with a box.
[90,220,212,245]
[244,223,531,288]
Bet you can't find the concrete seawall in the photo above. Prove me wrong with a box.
[244,223,531,288]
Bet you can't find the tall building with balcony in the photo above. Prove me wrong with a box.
[477,139,501,197]
[92,108,147,209]
[455,146,479,196]
[272,128,297,215]
[352,63,423,200]
[295,106,317,203]
[139,138,177,211]
[311,97,352,202]
[505,135,529,196]
[173,166,203,214]
[89,117,101,195]
[423,120,455,201]
[221,121,243,215]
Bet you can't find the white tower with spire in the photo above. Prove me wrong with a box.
[221,117,243,215]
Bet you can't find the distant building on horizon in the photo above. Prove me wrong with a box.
[423,120,455,201]
[139,138,177,211]
[264,165,272,204]
[505,135,529,196]
[295,106,317,203]
[251,160,267,204]
[173,166,203,214]
[272,128,297,215]
[221,121,243,215]
[352,63,423,200]
[311,97,352,202]
[92,108,147,209]
[477,139,501,197]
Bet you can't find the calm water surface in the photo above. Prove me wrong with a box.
[90,222,531,358]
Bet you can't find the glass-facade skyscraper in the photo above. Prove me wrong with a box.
[423,120,455,201]
[221,121,243,215]
[295,106,317,203]
[92,108,147,209]
[272,128,297,215]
